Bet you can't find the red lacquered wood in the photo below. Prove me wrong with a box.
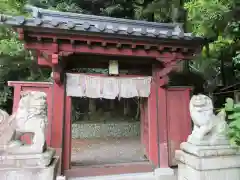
[147,71,159,167]
[63,96,72,170]
[166,87,192,166]
[25,42,186,60]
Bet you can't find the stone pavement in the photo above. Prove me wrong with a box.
[71,137,146,166]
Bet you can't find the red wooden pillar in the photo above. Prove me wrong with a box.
[63,96,72,171]
[148,65,170,168]
[157,86,169,168]
[140,99,145,149]
[50,54,65,173]
[51,81,65,148]
[147,66,160,167]
[12,84,21,113]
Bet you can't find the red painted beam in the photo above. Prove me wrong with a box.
[8,81,52,87]
[25,43,58,53]
[38,56,53,67]
[17,28,24,40]
[67,72,148,78]
[27,33,194,51]
[25,42,185,61]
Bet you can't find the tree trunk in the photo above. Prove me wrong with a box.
[89,99,96,113]
[110,100,115,110]
[123,99,129,116]
[135,98,140,120]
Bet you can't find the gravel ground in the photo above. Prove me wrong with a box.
[71,137,147,166]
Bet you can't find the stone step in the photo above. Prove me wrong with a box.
[67,172,155,180]
[59,168,177,180]
[62,172,177,180]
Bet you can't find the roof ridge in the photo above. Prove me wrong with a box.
[24,5,182,31]
[0,5,206,43]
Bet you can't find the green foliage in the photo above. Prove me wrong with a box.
[44,0,180,22]
[233,51,240,65]
[0,0,27,15]
[224,98,240,146]
[185,0,233,38]
[186,0,239,83]
[0,0,50,112]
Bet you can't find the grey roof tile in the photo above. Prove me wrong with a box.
[0,5,206,42]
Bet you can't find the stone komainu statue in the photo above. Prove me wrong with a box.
[188,94,228,145]
[0,91,48,154]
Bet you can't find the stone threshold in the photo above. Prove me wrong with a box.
[65,167,178,180]
[68,172,155,180]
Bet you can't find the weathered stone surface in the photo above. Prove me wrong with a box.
[154,168,176,180]
[176,144,240,180]
[0,91,48,154]
[0,157,59,180]
[188,94,227,146]
[0,91,59,180]
[180,142,240,157]
[56,176,66,180]
[0,148,55,168]
[176,94,240,180]
[66,168,177,180]
[176,147,240,170]
[178,162,240,180]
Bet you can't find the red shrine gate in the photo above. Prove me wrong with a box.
[2,5,206,177]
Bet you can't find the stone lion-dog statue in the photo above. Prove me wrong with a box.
[188,94,228,145]
[0,91,48,154]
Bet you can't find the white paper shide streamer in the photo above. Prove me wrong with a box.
[66,73,152,99]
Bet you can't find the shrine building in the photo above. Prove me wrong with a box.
[1,5,207,178]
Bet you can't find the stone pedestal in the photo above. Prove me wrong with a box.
[0,148,59,180]
[0,157,59,180]
[154,168,176,180]
[176,142,240,180]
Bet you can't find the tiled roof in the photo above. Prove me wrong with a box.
[0,5,205,41]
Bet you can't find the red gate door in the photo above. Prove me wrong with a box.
[167,87,192,166]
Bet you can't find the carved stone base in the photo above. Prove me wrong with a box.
[187,134,229,146]
[0,148,55,168]
[154,168,176,180]
[0,157,59,180]
[176,142,240,180]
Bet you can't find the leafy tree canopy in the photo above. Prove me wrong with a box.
[186,0,239,86]
[0,0,50,112]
